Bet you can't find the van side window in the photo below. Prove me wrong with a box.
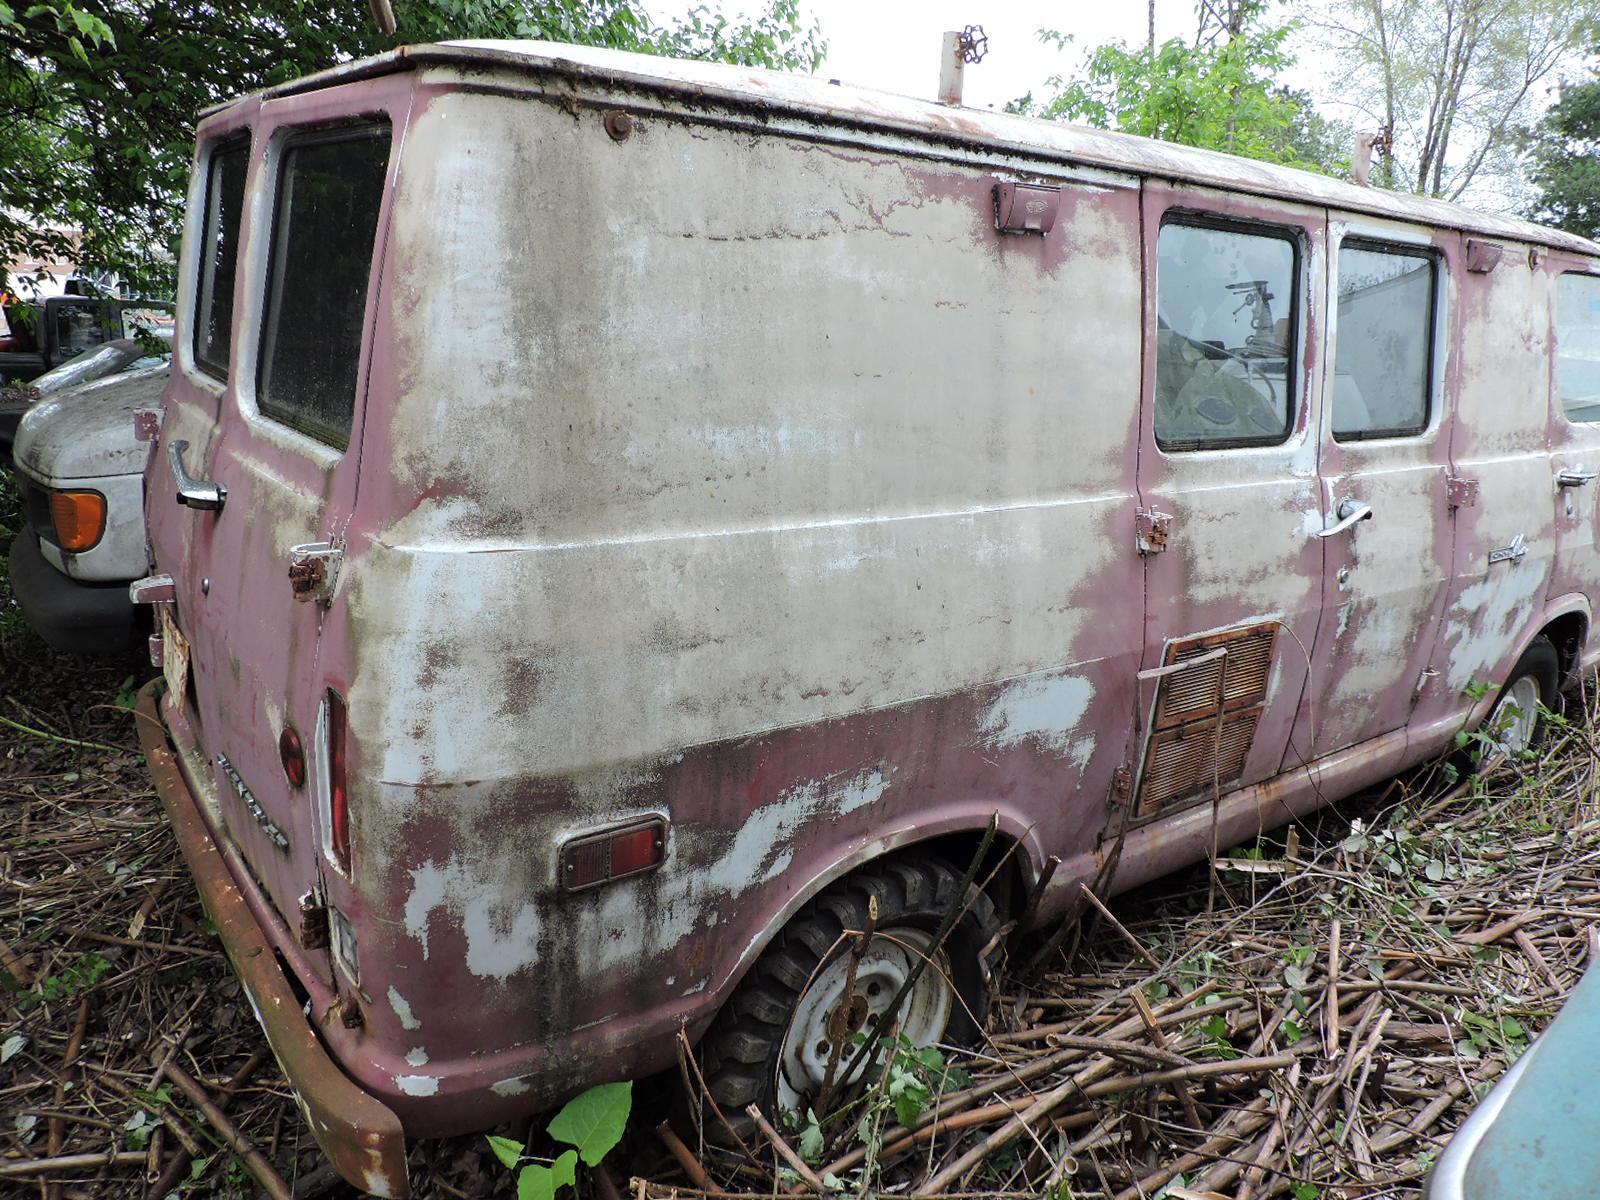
[257,124,391,450]
[1154,220,1297,449]
[193,139,249,380]
[1558,273,1600,423]
[1332,243,1436,440]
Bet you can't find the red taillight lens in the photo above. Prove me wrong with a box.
[561,819,667,891]
[48,489,107,552]
[326,690,351,873]
[279,726,306,788]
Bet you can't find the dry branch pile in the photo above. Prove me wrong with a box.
[4,636,1599,1200]
[663,693,1600,1200]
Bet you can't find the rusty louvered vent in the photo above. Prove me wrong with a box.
[1135,623,1277,819]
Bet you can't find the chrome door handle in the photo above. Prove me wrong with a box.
[1557,469,1598,488]
[1315,498,1373,538]
[168,439,227,511]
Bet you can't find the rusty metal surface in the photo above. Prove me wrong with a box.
[134,683,411,1199]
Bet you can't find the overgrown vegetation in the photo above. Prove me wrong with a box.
[0,0,826,300]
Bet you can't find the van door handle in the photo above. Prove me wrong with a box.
[1314,498,1373,538]
[1557,469,1598,488]
[168,439,227,511]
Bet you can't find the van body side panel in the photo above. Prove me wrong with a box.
[1298,218,1456,760]
[331,85,1147,1122]
[1418,240,1556,722]
[1134,184,1326,811]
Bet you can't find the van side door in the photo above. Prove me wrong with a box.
[1412,239,1555,737]
[1130,184,1326,820]
[1297,221,1454,758]
[1548,260,1600,650]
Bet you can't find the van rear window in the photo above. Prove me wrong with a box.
[1558,273,1600,424]
[193,139,248,379]
[257,124,391,450]
[1154,221,1297,450]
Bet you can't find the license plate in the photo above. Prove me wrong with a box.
[161,606,189,713]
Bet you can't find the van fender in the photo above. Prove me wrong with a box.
[692,804,1045,1033]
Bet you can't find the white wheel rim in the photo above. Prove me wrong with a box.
[776,927,952,1116]
[1490,675,1540,754]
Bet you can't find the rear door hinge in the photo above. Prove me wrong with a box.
[1136,508,1172,555]
[288,542,343,605]
[1111,764,1132,805]
[298,890,330,949]
[1446,475,1479,510]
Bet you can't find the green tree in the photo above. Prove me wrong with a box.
[1525,73,1600,238]
[0,1,825,300]
[1011,1,1340,173]
[1318,0,1600,202]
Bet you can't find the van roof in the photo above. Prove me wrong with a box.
[235,39,1599,258]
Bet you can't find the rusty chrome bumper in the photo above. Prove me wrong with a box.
[135,682,411,1198]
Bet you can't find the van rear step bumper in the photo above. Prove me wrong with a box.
[135,682,411,1199]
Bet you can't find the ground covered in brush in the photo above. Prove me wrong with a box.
[4,528,1596,1197]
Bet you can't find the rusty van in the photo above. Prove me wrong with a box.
[130,39,1600,1196]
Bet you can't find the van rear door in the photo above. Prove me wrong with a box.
[145,78,407,976]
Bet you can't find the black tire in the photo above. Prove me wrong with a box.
[698,856,1003,1130]
[1479,635,1560,761]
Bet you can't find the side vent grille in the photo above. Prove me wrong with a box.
[1136,624,1277,818]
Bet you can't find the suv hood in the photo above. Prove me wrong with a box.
[13,365,167,484]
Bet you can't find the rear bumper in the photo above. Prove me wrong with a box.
[7,528,137,655]
[135,682,411,1198]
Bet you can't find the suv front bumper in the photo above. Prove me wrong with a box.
[8,528,137,655]
[135,682,411,1198]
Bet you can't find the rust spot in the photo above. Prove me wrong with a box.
[603,109,633,142]
[288,556,325,600]
[298,894,330,949]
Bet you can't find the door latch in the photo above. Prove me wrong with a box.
[288,543,343,605]
[1136,509,1172,555]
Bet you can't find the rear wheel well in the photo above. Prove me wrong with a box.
[913,830,1029,921]
[1539,611,1588,689]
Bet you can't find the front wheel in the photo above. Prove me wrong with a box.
[699,856,1003,1128]
[1482,636,1559,758]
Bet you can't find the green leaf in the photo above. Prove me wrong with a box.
[517,1164,554,1200]
[797,1110,824,1163]
[546,1081,632,1166]
[486,1134,524,1171]
[551,1149,577,1194]
[1281,1018,1302,1044]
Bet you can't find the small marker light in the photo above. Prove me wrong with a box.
[279,725,306,788]
[561,818,667,891]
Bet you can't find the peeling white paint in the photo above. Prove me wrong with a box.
[387,986,421,1031]
[979,673,1094,757]
[490,1076,531,1097]
[405,1047,430,1067]
[393,1074,439,1097]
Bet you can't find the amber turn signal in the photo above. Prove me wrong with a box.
[48,489,107,552]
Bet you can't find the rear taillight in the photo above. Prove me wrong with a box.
[326,690,351,873]
[48,489,107,552]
